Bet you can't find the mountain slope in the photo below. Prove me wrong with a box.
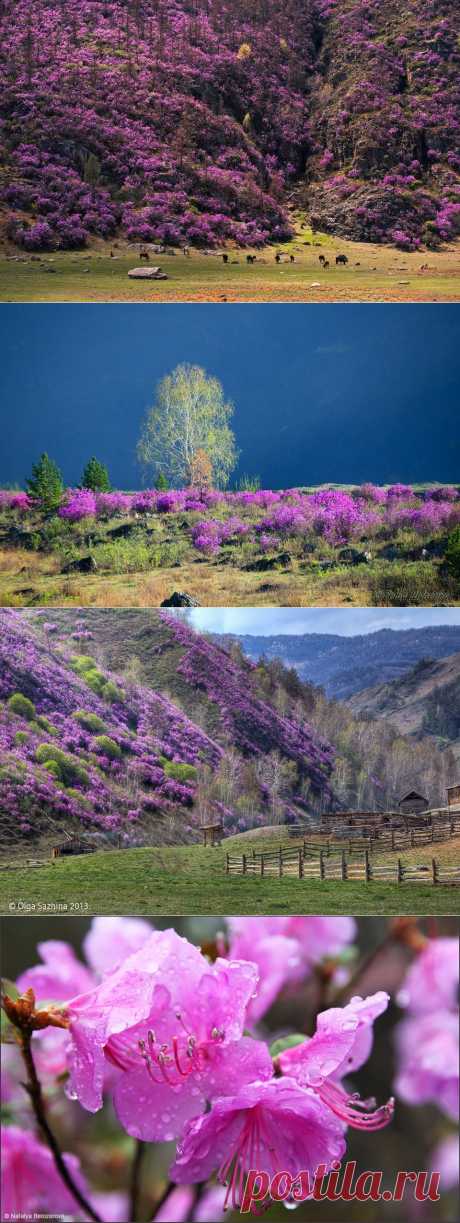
[1,1,458,252]
[225,627,460,699]
[348,651,460,763]
[0,609,335,850]
[29,610,457,815]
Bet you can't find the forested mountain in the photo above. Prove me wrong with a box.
[0,609,451,850]
[225,626,460,699]
[1,1,458,251]
[349,651,460,764]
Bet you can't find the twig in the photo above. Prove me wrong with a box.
[129,1138,146,1221]
[19,1030,102,1223]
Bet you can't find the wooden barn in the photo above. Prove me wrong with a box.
[398,791,430,819]
[447,784,460,809]
[51,839,96,859]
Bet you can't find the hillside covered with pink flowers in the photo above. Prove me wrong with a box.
[1,608,455,855]
[0,608,335,850]
[1,0,459,252]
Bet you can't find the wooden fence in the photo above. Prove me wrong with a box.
[285,818,460,858]
[225,845,460,886]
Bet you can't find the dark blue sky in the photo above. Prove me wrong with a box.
[1,305,458,488]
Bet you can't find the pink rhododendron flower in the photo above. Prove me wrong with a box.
[396,937,459,1014]
[226,916,356,1020]
[153,1184,226,1222]
[0,1124,90,1221]
[17,917,154,1002]
[394,1010,459,1121]
[82,915,153,976]
[65,929,273,1140]
[430,1134,459,1191]
[17,939,95,1001]
[278,992,394,1129]
[394,936,459,1121]
[171,1077,346,1211]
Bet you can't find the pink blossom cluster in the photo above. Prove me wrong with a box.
[0,610,223,838]
[2,916,398,1218]
[393,936,459,1122]
[1,2,458,251]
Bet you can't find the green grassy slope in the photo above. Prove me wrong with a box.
[1,841,458,916]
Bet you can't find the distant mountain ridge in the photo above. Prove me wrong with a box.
[222,627,460,699]
[348,651,460,764]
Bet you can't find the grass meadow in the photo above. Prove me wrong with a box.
[2,833,459,917]
[2,221,460,303]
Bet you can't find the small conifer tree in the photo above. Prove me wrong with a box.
[26,453,64,511]
[81,456,111,492]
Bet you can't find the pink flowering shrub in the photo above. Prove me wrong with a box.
[59,488,97,521]
[2,483,458,559]
[1,3,458,250]
[3,918,457,1219]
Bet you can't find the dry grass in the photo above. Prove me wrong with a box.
[1,223,459,303]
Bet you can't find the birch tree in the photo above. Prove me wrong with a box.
[137,363,238,487]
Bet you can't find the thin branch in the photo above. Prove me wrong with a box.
[129,1138,146,1221]
[18,1030,102,1223]
[150,1180,174,1218]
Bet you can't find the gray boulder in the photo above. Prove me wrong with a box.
[161,592,200,607]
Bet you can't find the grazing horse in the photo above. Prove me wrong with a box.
[318,254,326,264]
[275,253,281,263]
[336,254,348,265]
[289,254,295,262]
[323,259,330,268]
[139,249,150,261]
[222,253,229,263]
[246,254,256,264]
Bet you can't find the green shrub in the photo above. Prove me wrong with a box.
[162,759,197,782]
[84,670,107,696]
[70,655,123,702]
[92,735,122,760]
[73,710,108,733]
[14,730,29,746]
[70,654,97,674]
[35,744,90,787]
[102,681,124,703]
[91,539,152,573]
[65,788,93,810]
[43,760,63,781]
[8,693,36,721]
[36,714,58,735]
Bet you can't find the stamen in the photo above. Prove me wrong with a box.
[318,1080,394,1130]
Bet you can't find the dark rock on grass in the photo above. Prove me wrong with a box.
[61,555,98,574]
[161,591,200,607]
[338,547,370,565]
[1,527,36,550]
[245,551,293,572]
[107,522,140,540]
[420,538,447,558]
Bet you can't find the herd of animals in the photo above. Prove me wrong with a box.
[129,248,352,267]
